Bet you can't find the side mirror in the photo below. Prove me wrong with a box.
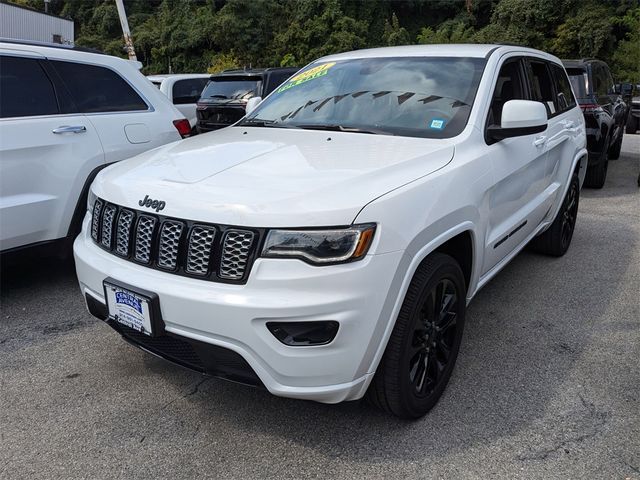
[245,96,262,115]
[487,100,547,144]
[614,83,622,95]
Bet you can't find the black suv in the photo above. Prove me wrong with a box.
[196,67,298,133]
[626,84,640,134]
[562,59,628,188]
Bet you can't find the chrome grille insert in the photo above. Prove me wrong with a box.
[115,209,134,256]
[100,204,117,249]
[186,226,216,275]
[157,221,184,270]
[134,215,156,264]
[219,230,255,280]
[91,199,103,241]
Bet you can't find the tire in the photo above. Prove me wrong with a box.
[367,253,466,419]
[529,172,580,257]
[608,132,623,160]
[583,137,610,189]
[626,116,638,134]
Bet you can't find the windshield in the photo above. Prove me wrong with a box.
[201,78,261,101]
[238,57,486,138]
[566,68,588,98]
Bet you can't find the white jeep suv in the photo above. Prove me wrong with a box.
[0,40,190,254]
[74,45,587,418]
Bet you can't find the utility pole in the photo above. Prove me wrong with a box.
[115,0,137,61]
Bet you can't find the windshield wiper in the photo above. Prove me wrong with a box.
[294,124,387,135]
[237,118,300,129]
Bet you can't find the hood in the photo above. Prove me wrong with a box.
[93,127,454,227]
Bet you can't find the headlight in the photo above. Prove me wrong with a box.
[261,224,376,265]
[87,189,97,212]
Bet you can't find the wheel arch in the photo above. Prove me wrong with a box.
[575,150,588,189]
[357,221,480,383]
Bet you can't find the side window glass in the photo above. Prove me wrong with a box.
[488,59,527,126]
[593,65,609,96]
[605,68,615,95]
[591,65,601,95]
[528,60,556,117]
[172,78,208,105]
[51,60,148,113]
[551,64,576,113]
[0,55,59,118]
[265,71,294,96]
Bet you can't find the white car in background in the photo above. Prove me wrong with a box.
[147,74,210,132]
[0,39,191,254]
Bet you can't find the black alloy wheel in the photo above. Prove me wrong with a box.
[529,172,580,257]
[408,278,459,398]
[560,176,579,251]
[367,253,466,418]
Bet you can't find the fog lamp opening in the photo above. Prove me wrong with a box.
[266,321,339,346]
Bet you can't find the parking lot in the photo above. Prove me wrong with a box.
[1,135,638,479]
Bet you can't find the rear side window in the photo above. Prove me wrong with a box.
[51,60,148,113]
[550,64,576,112]
[264,71,294,96]
[0,55,59,118]
[527,60,556,117]
[172,78,208,104]
[592,64,614,96]
[566,68,588,97]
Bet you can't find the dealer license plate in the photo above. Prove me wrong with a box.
[104,282,154,336]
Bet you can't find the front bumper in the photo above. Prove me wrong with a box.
[74,216,404,403]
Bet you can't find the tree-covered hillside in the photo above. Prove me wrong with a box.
[12,0,640,81]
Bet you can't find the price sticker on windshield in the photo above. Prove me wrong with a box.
[276,62,336,94]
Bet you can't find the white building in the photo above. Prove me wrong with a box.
[0,2,73,46]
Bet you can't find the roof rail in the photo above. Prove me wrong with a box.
[0,37,106,55]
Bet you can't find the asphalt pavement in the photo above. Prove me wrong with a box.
[1,135,638,479]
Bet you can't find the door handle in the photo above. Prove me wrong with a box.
[52,125,87,134]
[533,135,547,147]
[561,120,575,129]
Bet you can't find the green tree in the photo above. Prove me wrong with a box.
[382,13,411,46]
[551,3,615,60]
[474,0,579,48]
[417,20,475,44]
[611,7,640,81]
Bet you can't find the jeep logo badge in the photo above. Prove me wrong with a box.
[138,195,166,212]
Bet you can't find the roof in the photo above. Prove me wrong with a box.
[320,44,498,61]
[561,59,606,69]
[0,37,102,55]
[147,73,210,81]
[319,44,555,62]
[0,39,142,71]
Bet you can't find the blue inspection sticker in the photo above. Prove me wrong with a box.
[429,118,446,130]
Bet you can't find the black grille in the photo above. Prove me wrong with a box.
[108,318,262,386]
[91,198,261,283]
[117,322,205,371]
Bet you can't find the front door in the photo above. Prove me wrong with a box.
[481,56,552,275]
